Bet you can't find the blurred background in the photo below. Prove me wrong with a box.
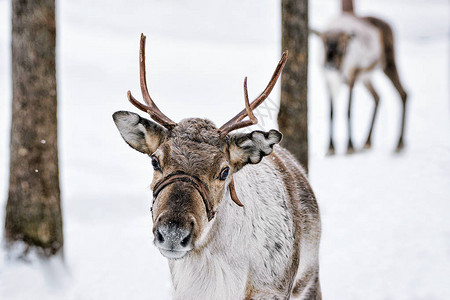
[0,0,449,299]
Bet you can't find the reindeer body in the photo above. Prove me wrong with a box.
[113,34,321,299]
[314,0,408,154]
[324,13,382,85]
[170,145,321,300]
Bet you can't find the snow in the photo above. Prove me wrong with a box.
[0,0,449,299]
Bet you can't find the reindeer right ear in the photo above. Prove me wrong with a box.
[113,111,167,154]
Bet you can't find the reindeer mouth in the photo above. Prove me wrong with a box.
[158,248,189,260]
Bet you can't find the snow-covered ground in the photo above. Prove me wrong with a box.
[0,0,449,299]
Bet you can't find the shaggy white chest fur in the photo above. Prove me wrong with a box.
[170,247,247,300]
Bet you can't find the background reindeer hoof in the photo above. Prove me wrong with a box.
[364,140,372,149]
[346,147,355,155]
[326,147,335,156]
[395,140,405,152]
[346,141,355,154]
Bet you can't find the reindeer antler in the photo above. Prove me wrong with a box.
[127,34,177,130]
[219,51,288,138]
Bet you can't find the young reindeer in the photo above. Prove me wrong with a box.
[312,0,408,154]
[113,34,321,300]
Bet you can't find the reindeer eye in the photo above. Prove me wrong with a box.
[219,167,230,181]
[151,155,161,171]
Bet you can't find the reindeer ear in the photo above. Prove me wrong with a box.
[113,111,167,154]
[228,129,282,171]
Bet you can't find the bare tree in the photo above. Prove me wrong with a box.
[278,0,309,172]
[4,0,63,258]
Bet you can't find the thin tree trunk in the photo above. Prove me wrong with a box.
[4,0,63,257]
[278,0,309,172]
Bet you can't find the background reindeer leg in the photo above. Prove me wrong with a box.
[327,84,336,155]
[346,74,357,154]
[363,80,380,149]
[372,18,408,151]
[383,58,408,151]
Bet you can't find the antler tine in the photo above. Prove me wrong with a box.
[219,77,257,138]
[219,51,288,136]
[127,33,177,130]
[127,91,175,126]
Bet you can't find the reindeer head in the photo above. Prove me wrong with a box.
[113,34,287,260]
[311,29,354,70]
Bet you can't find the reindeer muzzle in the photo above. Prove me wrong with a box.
[153,172,215,221]
[153,172,243,222]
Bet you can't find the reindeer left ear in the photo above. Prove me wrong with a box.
[228,129,282,171]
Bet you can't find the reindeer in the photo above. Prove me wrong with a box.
[311,0,408,154]
[112,34,321,300]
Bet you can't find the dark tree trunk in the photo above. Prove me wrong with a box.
[278,0,309,172]
[4,0,63,257]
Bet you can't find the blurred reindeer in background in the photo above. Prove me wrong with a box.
[311,0,408,154]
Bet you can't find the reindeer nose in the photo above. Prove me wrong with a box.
[155,220,194,251]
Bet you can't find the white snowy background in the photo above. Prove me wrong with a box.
[0,0,449,299]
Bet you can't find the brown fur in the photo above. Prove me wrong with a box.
[275,147,321,299]
[150,118,229,247]
[269,147,321,299]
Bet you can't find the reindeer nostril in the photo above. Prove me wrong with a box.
[180,232,192,247]
[156,230,165,243]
